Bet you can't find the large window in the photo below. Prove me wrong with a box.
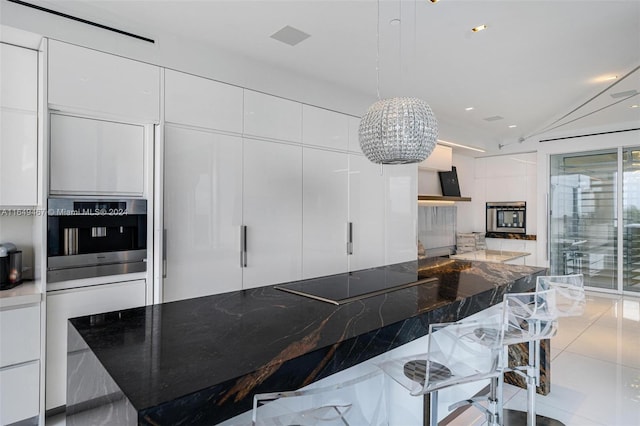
[550,147,640,293]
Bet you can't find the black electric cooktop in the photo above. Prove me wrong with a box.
[275,267,438,305]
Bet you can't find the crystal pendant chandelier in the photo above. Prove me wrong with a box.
[358,2,438,164]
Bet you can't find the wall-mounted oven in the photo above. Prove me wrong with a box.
[47,198,147,285]
[486,201,526,234]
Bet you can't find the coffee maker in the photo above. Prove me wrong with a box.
[0,242,23,290]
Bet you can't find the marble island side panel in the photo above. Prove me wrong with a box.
[67,258,546,425]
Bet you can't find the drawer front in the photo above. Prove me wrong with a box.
[0,304,40,368]
[0,361,40,425]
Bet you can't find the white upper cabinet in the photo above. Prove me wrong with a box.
[418,144,452,171]
[0,43,38,206]
[384,164,418,264]
[243,139,302,288]
[302,105,349,150]
[349,155,386,271]
[48,40,160,122]
[302,148,349,279]
[164,69,243,133]
[243,90,302,143]
[163,125,243,302]
[50,114,145,196]
[347,116,363,154]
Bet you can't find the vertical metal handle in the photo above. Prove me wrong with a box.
[546,193,551,261]
[162,229,167,278]
[240,225,247,267]
[347,222,353,255]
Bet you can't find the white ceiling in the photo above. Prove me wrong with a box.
[33,1,640,148]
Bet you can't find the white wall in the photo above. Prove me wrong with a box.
[417,152,476,233]
[0,216,35,280]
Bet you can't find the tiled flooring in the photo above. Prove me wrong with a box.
[46,291,640,426]
[499,291,640,426]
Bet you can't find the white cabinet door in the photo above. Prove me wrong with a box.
[48,40,160,122]
[45,280,146,410]
[0,304,40,368]
[165,70,243,133]
[0,361,40,425]
[243,91,302,143]
[243,139,302,288]
[349,155,386,271]
[0,43,38,206]
[163,125,243,302]
[302,148,349,279]
[49,114,145,195]
[302,105,349,151]
[384,164,418,264]
[1,43,37,111]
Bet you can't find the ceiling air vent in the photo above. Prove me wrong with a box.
[270,26,311,47]
[483,116,504,122]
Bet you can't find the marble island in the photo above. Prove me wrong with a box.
[66,258,546,425]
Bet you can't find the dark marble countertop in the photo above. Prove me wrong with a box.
[68,258,546,425]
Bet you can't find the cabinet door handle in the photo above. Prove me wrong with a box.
[162,229,167,278]
[240,225,247,267]
[347,222,353,255]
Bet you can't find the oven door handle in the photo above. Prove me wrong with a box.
[163,229,167,278]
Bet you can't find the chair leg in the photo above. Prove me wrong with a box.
[423,391,439,426]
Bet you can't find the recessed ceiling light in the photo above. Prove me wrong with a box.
[471,24,488,32]
[631,104,639,109]
[430,0,441,3]
[592,74,618,83]
[508,125,517,128]
[465,107,474,111]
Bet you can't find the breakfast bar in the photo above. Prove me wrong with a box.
[65,258,547,425]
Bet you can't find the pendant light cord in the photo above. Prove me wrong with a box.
[376,0,381,100]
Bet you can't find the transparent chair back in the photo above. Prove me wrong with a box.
[536,274,585,317]
[376,313,504,397]
[252,368,387,426]
[501,288,558,346]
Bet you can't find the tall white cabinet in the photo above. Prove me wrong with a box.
[163,126,243,302]
[161,70,417,302]
[243,139,303,288]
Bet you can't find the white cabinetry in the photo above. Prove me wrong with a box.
[46,280,146,410]
[163,125,243,302]
[243,91,302,143]
[165,70,243,133]
[243,139,302,288]
[48,40,160,122]
[49,113,145,196]
[302,105,349,150]
[385,164,418,264]
[302,148,349,279]
[0,42,38,206]
[0,303,41,425]
[349,155,386,271]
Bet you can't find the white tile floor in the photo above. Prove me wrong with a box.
[46,291,640,426]
[499,291,640,426]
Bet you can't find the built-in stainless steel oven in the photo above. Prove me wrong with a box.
[486,201,526,234]
[47,198,147,284]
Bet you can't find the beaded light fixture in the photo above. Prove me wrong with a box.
[359,97,438,164]
[358,1,438,164]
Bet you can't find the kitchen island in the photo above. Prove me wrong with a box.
[65,258,546,425]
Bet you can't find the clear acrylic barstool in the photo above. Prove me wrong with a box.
[536,274,585,318]
[251,368,387,425]
[376,314,506,426]
[500,288,560,426]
